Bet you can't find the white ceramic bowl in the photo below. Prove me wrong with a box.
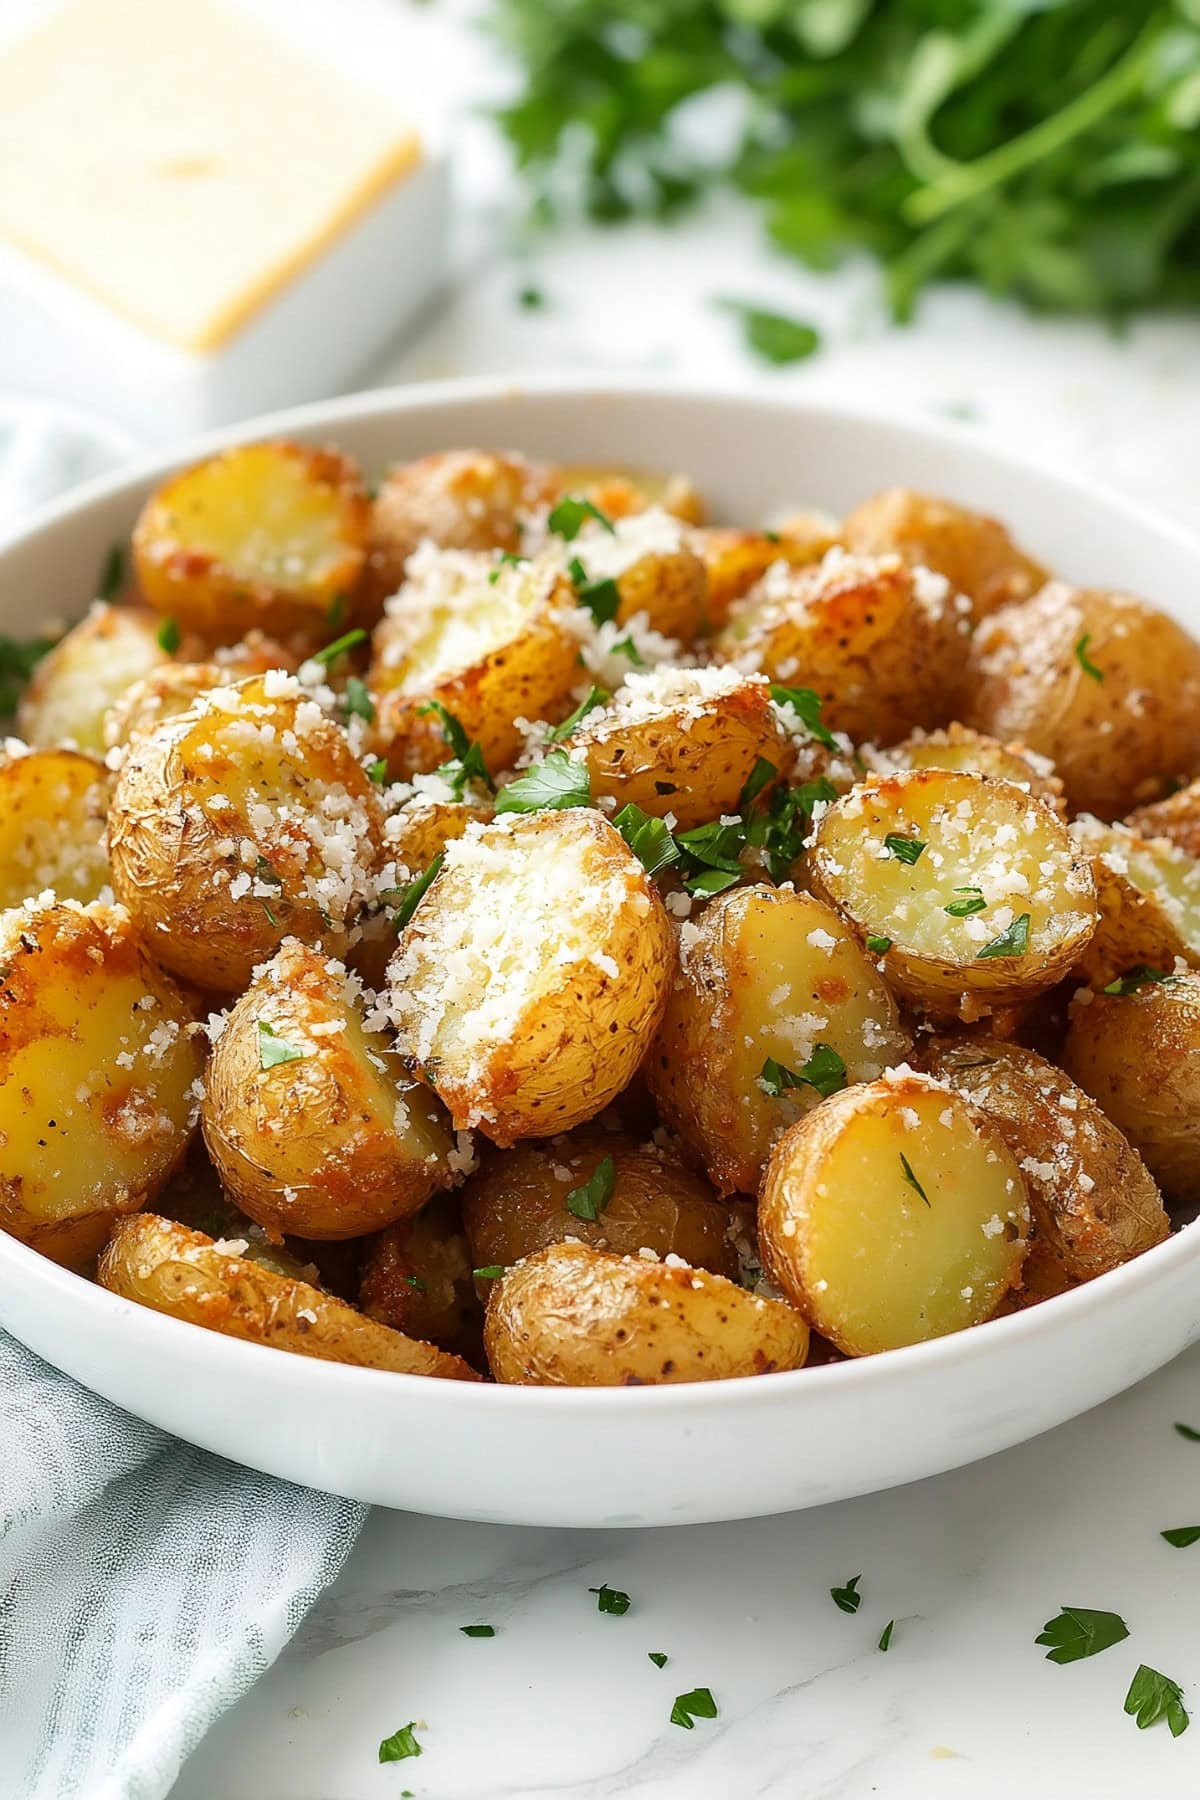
[3,376,1199,1528]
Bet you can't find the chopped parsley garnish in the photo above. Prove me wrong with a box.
[1103,965,1172,996]
[1161,1526,1200,1547]
[717,298,821,365]
[589,1583,631,1615]
[342,676,375,724]
[326,593,346,628]
[883,833,925,865]
[760,1045,847,1101]
[547,495,615,541]
[613,803,680,878]
[156,617,181,654]
[488,550,528,585]
[473,1265,507,1281]
[401,1274,428,1292]
[768,684,837,751]
[254,855,282,887]
[0,631,58,719]
[683,867,742,897]
[391,854,444,932]
[378,1722,422,1764]
[98,543,125,601]
[495,749,591,813]
[567,554,622,625]
[944,885,986,917]
[419,700,495,799]
[547,684,608,742]
[977,913,1030,959]
[460,1624,496,1637]
[830,1575,862,1615]
[878,1619,895,1652]
[738,756,777,811]
[1075,633,1104,682]
[1125,1664,1189,1736]
[744,778,837,880]
[866,935,892,954]
[565,1154,615,1221]
[1035,1606,1129,1664]
[313,627,368,666]
[609,634,646,666]
[649,1652,668,1669]
[367,757,388,784]
[257,1021,307,1070]
[518,284,545,308]
[1175,1422,1200,1441]
[670,1686,717,1729]
[899,1152,931,1207]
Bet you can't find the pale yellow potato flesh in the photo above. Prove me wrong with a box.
[1070,816,1200,991]
[881,723,1065,815]
[1128,779,1200,860]
[0,748,110,906]
[18,604,168,753]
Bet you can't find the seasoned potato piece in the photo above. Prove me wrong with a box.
[387,810,672,1144]
[880,723,1065,815]
[646,886,910,1196]
[0,900,202,1267]
[917,1036,1168,1299]
[459,1126,741,1278]
[18,603,168,752]
[1069,816,1200,990]
[202,939,454,1239]
[109,672,384,992]
[1128,778,1200,861]
[807,770,1098,1016]
[842,488,1047,617]
[966,582,1200,819]
[759,1075,1030,1355]
[104,633,301,750]
[551,509,708,644]
[99,1213,479,1380]
[0,747,109,906]
[714,549,964,743]
[483,1240,809,1386]
[564,667,790,831]
[551,464,706,526]
[359,1194,483,1362]
[370,547,579,778]
[383,798,495,876]
[368,448,558,600]
[695,525,837,629]
[1063,973,1200,1202]
[133,440,370,641]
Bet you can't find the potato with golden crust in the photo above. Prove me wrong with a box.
[713,549,965,743]
[0,900,202,1267]
[18,603,169,753]
[0,747,110,906]
[841,488,1047,617]
[1069,816,1200,991]
[1128,778,1200,861]
[645,886,910,1197]
[108,672,385,993]
[104,632,302,750]
[202,939,454,1240]
[99,1213,480,1380]
[695,525,838,629]
[549,509,708,645]
[358,1193,484,1363]
[966,582,1200,819]
[807,769,1098,1017]
[1062,973,1200,1203]
[483,1240,809,1386]
[550,464,706,526]
[132,440,370,642]
[459,1126,741,1279]
[879,722,1065,815]
[349,799,497,990]
[759,1074,1030,1355]
[916,1035,1168,1301]
[387,810,672,1145]
[368,448,559,601]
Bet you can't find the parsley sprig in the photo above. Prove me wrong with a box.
[1125,1664,1189,1736]
[565,1154,615,1221]
[760,1046,847,1101]
[1035,1605,1129,1664]
[419,700,495,800]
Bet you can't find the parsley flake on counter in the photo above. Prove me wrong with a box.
[760,1045,847,1101]
[378,1722,423,1764]
[883,833,926,865]
[649,1652,668,1669]
[156,617,181,654]
[518,284,546,309]
[878,1619,895,1652]
[670,1686,718,1729]
[495,749,592,813]
[768,684,837,750]
[977,913,1030,959]
[613,803,680,878]
[899,1153,931,1207]
[1175,1423,1200,1441]
[1161,1526,1200,1547]
[313,627,368,666]
[566,1154,615,1221]
[460,1624,496,1637]
[257,1021,307,1070]
[548,496,615,541]
[589,1583,631,1615]
[1035,1605,1129,1664]
[830,1575,862,1615]
[1103,965,1172,996]
[1075,634,1104,682]
[866,935,892,954]
[944,885,986,917]
[547,684,608,742]
[1125,1664,1190,1736]
[717,299,821,365]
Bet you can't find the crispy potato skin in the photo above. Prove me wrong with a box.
[1128,779,1200,860]
[609,544,708,645]
[917,1035,1168,1299]
[551,464,706,527]
[0,902,202,1266]
[99,1214,480,1380]
[133,441,370,641]
[459,1126,741,1278]
[966,583,1200,819]
[202,940,453,1239]
[483,1240,808,1386]
[358,1193,484,1363]
[695,526,838,629]
[18,604,168,753]
[0,748,110,907]
[842,488,1047,618]
[1063,975,1200,1203]
[1069,817,1200,991]
[368,449,558,601]
[881,722,1065,815]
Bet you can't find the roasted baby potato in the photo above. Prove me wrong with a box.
[370,547,579,778]
[368,448,559,600]
[108,672,385,992]
[1063,973,1200,1202]
[18,603,169,753]
[99,1213,479,1379]
[358,1193,484,1362]
[1128,778,1200,860]
[383,798,495,875]
[967,582,1200,819]
[759,1075,1030,1355]
[880,722,1065,815]
[564,668,791,831]
[104,632,301,750]
[1069,816,1200,991]
[807,769,1098,1016]
[483,1240,809,1386]
[695,525,839,629]
[133,440,370,641]
[0,900,202,1267]
[459,1126,740,1278]
[646,885,910,1195]
[202,939,454,1239]
[0,747,109,906]
[714,549,964,743]
[550,463,706,526]
[917,1036,1168,1300]
[842,488,1047,617]
[387,810,672,1143]
[552,509,708,644]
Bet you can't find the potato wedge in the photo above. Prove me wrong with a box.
[695,525,839,629]
[807,769,1098,1016]
[483,1240,809,1386]
[879,722,1065,815]
[0,747,110,906]
[0,900,202,1267]
[98,1213,479,1380]
[966,582,1200,819]
[646,886,910,1195]
[358,1193,484,1362]
[842,488,1047,618]
[550,464,706,526]
[387,810,672,1143]
[368,448,559,600]
[917,1036,1168,1299]
[109,672,385,992]
[1127,778,1200,859]
[1069,816,1200,990]
[133,440,370,641]
[759,1074,1029,1355]
[18,603,168,753]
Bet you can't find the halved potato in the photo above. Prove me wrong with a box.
[841,488,1047,617]
[0,747,110,906]
[1128,778,1200,859]
[133,440,370,641]
[880,722,1065,815]
[368,448,559,600]
[646,885,910,1195]
[18,603,168,753]
[917,1035,1168,1299]
[550,509,708,644]
[358,1193,484,1362]
[109,672,385,992]
[98,1213,479,1380]
[483,1240,809,1386]
[807,769,1098,1016]
[387,810,672,1143]
[967,582,1200,819]
[550,464,706,526]
[759,1074,1030,1355]
[0,900,202,1266]
[695,525,839,629]
[1070,816,1200,990]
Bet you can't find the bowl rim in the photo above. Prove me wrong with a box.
[3,370,1199,1418]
